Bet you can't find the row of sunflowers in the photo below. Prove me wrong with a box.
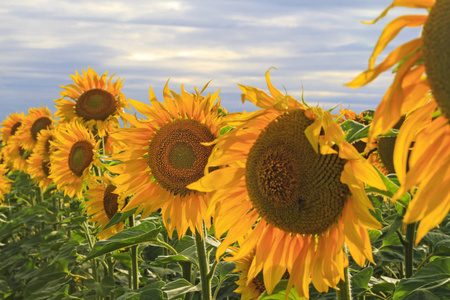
[0,0,449,299]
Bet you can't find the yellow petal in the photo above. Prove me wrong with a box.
[238,84,276,109]
[346,38,422,88]
[187,167,245,192]
[368,15,427,69]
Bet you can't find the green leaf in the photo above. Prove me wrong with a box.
[369,230,382,240]
[371,281,396,293]
[402,289,440,300]
[162,278,201,299]
[103,208,137,230]
[215,261,237,282]
[340,120,368,144]
[86,220,161,260]
[393,257,450,300]
[366,172,410,207]
[258,280,300,299]
[113,251,133,269]
[152,254,198,267]
[373,248,404,263]
[352,267,373,289]
[219,125,233,136]
[84,277,115,298]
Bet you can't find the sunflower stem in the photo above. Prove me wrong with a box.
[179,232,193,300]
[106,254,115,299]
[336,265,352,300]
[129,214,139,289]
[404,222,416,278]
[83,221,99,284]
[195,225,211,300]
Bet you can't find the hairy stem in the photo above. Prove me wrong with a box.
[195,225,211,300]
[129,215,139,289]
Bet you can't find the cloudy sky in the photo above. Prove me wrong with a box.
[0,0,425,122]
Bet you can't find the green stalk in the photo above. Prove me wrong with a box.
[129,215,139,289]
[336,265,352,300]
[181,230,194,300]
[83,221,99,283]
[106,254,115,299]
[195,225,211,300]
[404,223,416,278]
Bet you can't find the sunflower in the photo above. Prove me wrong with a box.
[2,134,31,172]
[392,101,450,243]
[55,67,130,137]
[15,106,54,152]
[108,81,225,239]
[345,0,435,143]
[346,0,450,243]
[0,163,12,202]
[189,70,386,298]
[0,112,24,146]
[27,129,54,190]
[84,177,126,239]
[232,249,266,300]
[49,121,100,199]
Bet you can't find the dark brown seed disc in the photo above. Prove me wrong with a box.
[68,140,94,177]
[42,160,51,177]
[148,119,215,196]
[45,137,53,154]
[19,147,27,158]
[11,122,22,136]
[423,0,450,120]
[75,89,117,121]
[245,110,349,235]
[31,117,52,141]
[377,136,397,174]
[103,184,119,219]
[252,272,267,294]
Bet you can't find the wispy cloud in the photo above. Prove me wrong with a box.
[0,0,422,121]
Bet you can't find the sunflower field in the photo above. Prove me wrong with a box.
[0,0,449,299]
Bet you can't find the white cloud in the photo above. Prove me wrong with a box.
[0,0,412,120]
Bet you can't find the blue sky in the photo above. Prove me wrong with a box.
[0,0,425,122]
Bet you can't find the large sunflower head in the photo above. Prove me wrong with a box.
[0,112,25,146]
[345,0,450,244]
[108,81,225,238]
[27,129,54,190]
[189,70,386,298]
[49,121,100,199]
[16,106,54,152]
[55,67,130,137]
[84,176,126,239]
[345,0,435,142]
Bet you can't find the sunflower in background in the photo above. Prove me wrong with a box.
[0,112,24,146]
[16,106,54,152]
[50,121,100,199]
[346,0,450,242]
[91,123,128,156]
[0,163,12,203]
[55,67,130,137]
[232,249,266,300]
[108,81,225,239]
[189,70,386,298]
[84,176,125,239]
[27,129,54,191]
[337,109,395,175]
[2,135,31,173]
